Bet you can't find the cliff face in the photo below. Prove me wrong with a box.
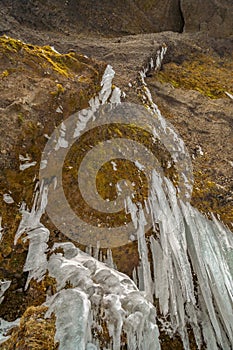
[181,0,233,38]
[1,0,183,35]
[1,0,233,38]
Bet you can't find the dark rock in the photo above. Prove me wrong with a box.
[181,0,233,37]
[2,0,233,38]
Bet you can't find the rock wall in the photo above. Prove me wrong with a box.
[1,0,232,37]
[181,0,233,38]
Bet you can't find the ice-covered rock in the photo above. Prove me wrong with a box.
[45,242,161,350]
[14,183,50,289]
[0,280,11,304]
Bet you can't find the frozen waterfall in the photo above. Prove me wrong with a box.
[8,50,233,350]
[12,168,233,350]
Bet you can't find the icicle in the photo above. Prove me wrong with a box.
[54,122,68,151]
[46,243,161,350]
[225,91,233,100]
[46,289,92,350]
[181,202,233,349]
[148,169,233,349]
[73,64,115,140]
[103,249,116,269]
[126,197,153,302]
[0,280,11,304]
[14,183,50,288]
[19,161,37,171]
[0,318,20,344]
[110,87,121,105]
[137,46,193,200]
[3,194,14,204]
[99,65,115,104]
[0,217,3,242]
[23,225,50,289]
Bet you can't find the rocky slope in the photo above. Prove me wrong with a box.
[0,1,232,349]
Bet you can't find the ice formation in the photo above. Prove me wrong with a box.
[99,65,115,105]
[45,242,161,350]
[0,217,3,242]
[73,64,114,140]
[54,122,69,151]
[137,46,193,200]
[19,161,37,171]
[6,50,233,350]
[3,194,14,204]
[14,183,50,289]
[0,280,11,304]
[0,318,20,344]
[147,172,233,349]
[225,91,233,100]
[19,154,37,171]
[12,168,233,349]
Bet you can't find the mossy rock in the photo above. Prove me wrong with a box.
[0,305,58,350]
[0,35,105,322]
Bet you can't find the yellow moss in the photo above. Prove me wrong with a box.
[0,305,58,350]
[0,70,9,78]
[1,36,23,52]
[0,35,99,79]
[156,53,233,99]
[51,83,65,96]
[77,75,91,83]
[0,34,106,331]
[17,112,24,124]
[191,170,233,226]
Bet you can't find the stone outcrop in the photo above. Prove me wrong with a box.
[181,0,233,38]
[1,0,184,36]
[1,0,233,38]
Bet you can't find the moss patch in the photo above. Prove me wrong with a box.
[0,305,58,350]
[156,53,233,99]
[191,169,233,226]
[0,35,99,79]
